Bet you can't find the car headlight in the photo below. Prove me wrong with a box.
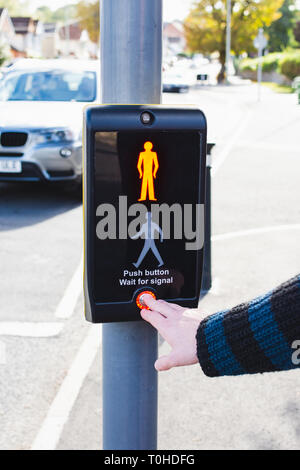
[35,128,75,144]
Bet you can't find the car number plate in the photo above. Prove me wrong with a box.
[0,160,22,173]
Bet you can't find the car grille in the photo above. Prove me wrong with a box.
[0,152,23,157]
[1,132,28,147]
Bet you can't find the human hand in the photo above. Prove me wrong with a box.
[140,295,203,371]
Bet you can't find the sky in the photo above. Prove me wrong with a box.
[28,0,196,21]
[163,0,195,21]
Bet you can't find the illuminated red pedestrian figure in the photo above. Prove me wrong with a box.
[137,141,159,201]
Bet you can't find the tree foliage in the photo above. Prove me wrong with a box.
[0,0,29,16]
[76,1,99,43]
[266,0,297,51]
[35,5,77,23]
[184,0,284,81]
[293,20,300,45]
[35,6,53,23]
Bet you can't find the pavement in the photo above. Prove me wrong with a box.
[0,80,299,450]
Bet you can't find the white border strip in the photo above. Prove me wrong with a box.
[31,326,101,450]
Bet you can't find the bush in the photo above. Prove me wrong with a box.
[279,53,300,80]
[239,54,279,73]
[239,50,300,80]
[261,53,280,72]
[239,58,258,72]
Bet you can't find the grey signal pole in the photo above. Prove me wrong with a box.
[225,0,231,84]
[100,0,162,450]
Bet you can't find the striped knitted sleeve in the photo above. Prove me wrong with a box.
[196,275,300,377]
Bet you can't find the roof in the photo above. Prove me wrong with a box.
[11,17,34,35]
[59,23,82,41]
[163,22,185,39]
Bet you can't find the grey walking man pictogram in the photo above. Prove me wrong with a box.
[132,212,164,268]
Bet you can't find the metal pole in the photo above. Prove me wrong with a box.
[100,0,162,450]
[201,144,214,294]
[257,28,263,102]
[225,0,231,84]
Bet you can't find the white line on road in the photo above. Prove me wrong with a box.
[212,224,300,242]
[208,277,221,296]
[55,256,83,319]
[31,325,101,451]
[0,322,64,338]
[211,107,254,178]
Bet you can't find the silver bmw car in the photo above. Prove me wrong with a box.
[0,59,99,186]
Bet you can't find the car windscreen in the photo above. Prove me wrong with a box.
[0,70,97,102]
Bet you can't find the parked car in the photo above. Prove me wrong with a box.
[162,71,190,93]
[0,59,99,187]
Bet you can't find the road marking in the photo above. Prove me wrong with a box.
[55,256,83,319]
[209,277,221,295]
[212,224,300,242]
[0,322,64,338]
[211,107,254,178]
[31,325,101,450]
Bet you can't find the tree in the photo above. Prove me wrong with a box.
[35,5,77,23]
[267,0,297,51]
[184,0,284,82]
[52,5,78,23]
[35,6,54,22]
[293,20,300,45]
[0,0,30,16]
[76,1,99,43]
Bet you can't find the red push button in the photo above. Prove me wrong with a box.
[136,291,156,310]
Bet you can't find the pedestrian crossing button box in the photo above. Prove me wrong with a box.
[84,105,207,323]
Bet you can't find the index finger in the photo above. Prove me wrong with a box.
[142,295,180,318]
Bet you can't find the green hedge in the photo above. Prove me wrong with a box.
[279,53,300,80]
[239,50,300,80]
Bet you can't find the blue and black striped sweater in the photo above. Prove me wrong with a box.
[196,275,300,377]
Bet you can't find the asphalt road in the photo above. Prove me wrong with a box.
[0,82,299,450]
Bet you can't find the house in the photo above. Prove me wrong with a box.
[58,22,97,59]
[11,17,36,55]
[41,23,58,59]
[32,19,44,56]
[0,8,22,58]
[163,21,186,58]
[11,17,46,57]
[0,8,15,46]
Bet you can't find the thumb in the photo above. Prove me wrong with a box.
[154,353,178,372]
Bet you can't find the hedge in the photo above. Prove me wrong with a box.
[239,50,300,80]
[279,54,300,80]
